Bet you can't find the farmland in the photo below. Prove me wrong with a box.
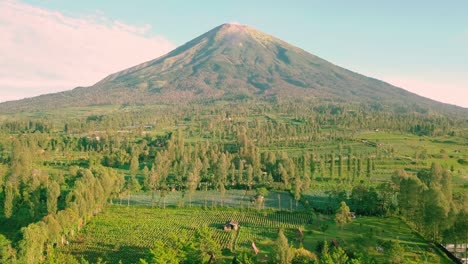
[61,205,453,263]
[0,101,466,263]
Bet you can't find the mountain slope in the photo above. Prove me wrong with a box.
[0,23,465,114]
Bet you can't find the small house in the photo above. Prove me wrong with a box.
[223,220,239,231]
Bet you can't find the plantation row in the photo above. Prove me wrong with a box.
[63,206,313,263]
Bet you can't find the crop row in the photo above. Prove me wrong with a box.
[63,206,313,263]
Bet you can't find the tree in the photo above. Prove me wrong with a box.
[4,182,16,218]
[125,174,141,206]
[376,182,396,216]
[443,210,468,258]
[335,201,352,229]
[141,166,150,190]
[423,185,449,241]
[43,247,80,264]
[141,231,196,264]
[130,152,139,178]
[294,174,302,208]
[0,235,15,263]
[329,154,335,180]
[331,246,349,264]
[384,240,405,264]
[148,167,160,206]
[154,151,171,184]
[187,158,201,207]
[278,164,290,188]
[246,164,254,190]
[272,229,293,264]
[302,154,311,190]
[319,157,326,180]
[319,241,334,264]
[47,181,61,214]
[141,240,179,264]
[217,153,229,187]
[194,226,221,263]
[19,222,47,264]
[229,162,237,186]
[238,161,244,186]
[338,154,343,180]
[398,176,424,223]
[233,251,256,264]
[346,153,352,180]
[292,248,317,264]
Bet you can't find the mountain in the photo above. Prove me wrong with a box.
[0,23,465,113]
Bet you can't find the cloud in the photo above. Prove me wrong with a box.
[0,0,175,102]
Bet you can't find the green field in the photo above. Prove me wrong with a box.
[1,100,466,264]
[62,205,453,264]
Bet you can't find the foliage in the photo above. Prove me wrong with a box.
[383,240,405,264]
[291,247,317,264]
[272,229,293,264]
[0,234,16,263]
[232,251,256,264]
[335,201,352,229]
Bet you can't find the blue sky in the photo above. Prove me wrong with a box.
[3,0,468,106]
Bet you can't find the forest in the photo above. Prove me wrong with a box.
[0,99,467,263]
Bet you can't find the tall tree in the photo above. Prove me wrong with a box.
[4,182,15,218]
[246,164,254,190]
[278,164,286,186]
[148,167,160,206]
[187,158,202,207]
[303,153,311,190]
[423,185,449,241]
[335,201,352,229]
[272,229,293,264]
[141,166,150,190]
[294,174,302,208]
[129,152,139,178]
[238,161,244,186]
[329,153,335,180]
[398,176,424,223]
[346,153,352,181]
[46,181,61,214]
[319,241,334,264]
[338,154,343,181]
[195,225,221,263]
[216,153,229,189]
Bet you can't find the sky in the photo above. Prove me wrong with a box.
[1,0,467,107]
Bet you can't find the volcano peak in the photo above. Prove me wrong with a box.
[0,23,464,116]
[214,23,256,36]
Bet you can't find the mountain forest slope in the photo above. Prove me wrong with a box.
[0,23,465,116]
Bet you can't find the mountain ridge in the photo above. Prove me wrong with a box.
[1,23,466,115]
